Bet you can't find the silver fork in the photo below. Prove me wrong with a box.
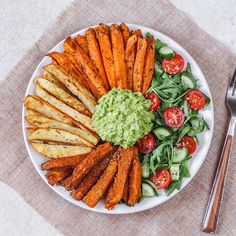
[202,68,236,233]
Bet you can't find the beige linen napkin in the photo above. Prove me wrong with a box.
[0,0,236,235]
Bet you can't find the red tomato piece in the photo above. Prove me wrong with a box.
[163,107,185,128]
[145,92,161,111]
[150,168,171,189]
[136,133,156,154]
[162,54,184,75]
[178,135,197,155]
[184,89,206,111]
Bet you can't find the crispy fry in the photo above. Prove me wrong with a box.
[43,64,97,114]
[85,28,109,90]
[125,34,138,90]
[28,128,87,145]
[76,35,89,55]
[46,168,73,186]
[41,153,88,170]
[31,142,92,158]
[35,85,97,133]
[82,150,119,207]
[120,23,130,46]
[24,96,79,127]
[71,155,111,200]
[63,36,79,53]
[142,36,155,94]
[73,45,107,98]
[95,26,116,88]
[127,147,142,205]
[110,24,127,89]
[132,29,142,37]
[61,143,113,190]
[27,127,37,133]
[36,77,92,117]
[133,38,147,92]
[122,178,129,204]
[25,114,98,146]
[105,147,133,210]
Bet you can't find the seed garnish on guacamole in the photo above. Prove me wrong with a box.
[92,88,154,148]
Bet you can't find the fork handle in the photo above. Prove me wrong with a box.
[202,117,235,233]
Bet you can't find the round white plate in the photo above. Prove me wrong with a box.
[22,23,214,214]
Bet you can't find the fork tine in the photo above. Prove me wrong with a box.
[228,68,236,95]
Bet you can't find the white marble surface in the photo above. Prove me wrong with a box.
[0,0,235,235]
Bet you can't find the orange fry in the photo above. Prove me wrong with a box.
[85,28,109,90]
[71,155,111,200]
[133,37,147,92]
[105,147,133,210]
[132,29,142,37]
[95,26,116,88]
[127,147,142,206]
[46,167,73,186]
[142,36,155,94]
[110,24,127,89]
[82,149,120,208]
[122,178,129,204]
[76,35,89,55]
[120,23,130,46]
[61,143,113,190]
[63,36,79,53]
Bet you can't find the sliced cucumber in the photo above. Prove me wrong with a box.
[181,72,196,89]
[158,46,174,58]
[142,162,150,178]
[154,62,163,78]
[153,127,172,140]
[172,147,188,163]
[142,183,156,197]
[170,164,180,181]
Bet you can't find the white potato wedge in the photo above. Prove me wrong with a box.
[36,77,92,117]
[30,142,92,158]
[35,85,97,133]
[25,114,98,146]
[28,128,87,145]
[24,96,79,127]
[44,64,97,113]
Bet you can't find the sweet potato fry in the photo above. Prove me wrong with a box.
[44,64,97,114]
[61,143,113,190]
[36,77,92,117]
[132,29,142,37]
[142,36,155,94]
[120,23,130,46]
[85,28,109,90]
[110,24,127,89]
[82,150,120,207]
[76,35,89,55]
[24,96,79,127]
[105,147,134,210]
[46,168,73,186]
[73,45,107,98]
[41,153,88,170]
[95,26,116,88]
[125,34,138,90]
[133,38,147,92]
[122,178,129,204]
[63,36,79,53]
[127,146,142,206]
[71,154,111,200]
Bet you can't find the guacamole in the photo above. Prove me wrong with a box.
[92,88,154,148]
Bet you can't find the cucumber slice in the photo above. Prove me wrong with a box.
[154,62,163,78]
[158,46,174,58]
[142,183,156,197]
[142,162,150,178]
[181,72,196,89]
[172,147,188,163]
[170,164,180,181]
[153,127,172,140]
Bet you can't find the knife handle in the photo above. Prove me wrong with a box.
[202,118,235,233]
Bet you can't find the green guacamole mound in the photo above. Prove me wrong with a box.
[92,88,155,148]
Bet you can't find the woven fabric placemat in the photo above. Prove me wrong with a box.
[0,0,236,235]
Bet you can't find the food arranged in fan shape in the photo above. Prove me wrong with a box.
[24,23,210,210]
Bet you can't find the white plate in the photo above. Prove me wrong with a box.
[22,23,214,214]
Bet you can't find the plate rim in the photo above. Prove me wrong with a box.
[22,23,214,214]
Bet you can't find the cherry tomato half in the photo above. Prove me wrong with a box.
[163,107,185,128]
[136,133,156,154]
[145,92,161,111]
[150,168,171,189]
[178,135,197,155]
[162,54,184,75]
[184,89,206,111]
